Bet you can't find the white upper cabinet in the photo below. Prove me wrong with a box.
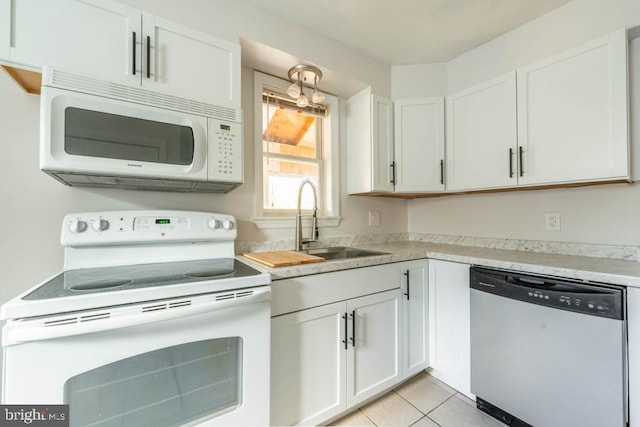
[5,0,138,82]
[0,0,11,59]
[517,29,629,185]
[394,98,445,192]
[140,14,240,107]
[445,72,518,192]
[3,0,240,107]
[347,87,394,194]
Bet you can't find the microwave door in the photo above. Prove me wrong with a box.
[41,86,208,181]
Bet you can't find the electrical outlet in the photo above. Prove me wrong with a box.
[369,211,381,227]
[544,212,561,231]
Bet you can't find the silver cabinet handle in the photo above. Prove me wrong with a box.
[509,148,514,178]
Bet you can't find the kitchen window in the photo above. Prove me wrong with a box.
[253,72,340,228]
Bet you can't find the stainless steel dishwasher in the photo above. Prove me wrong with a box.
[470,266,627,427]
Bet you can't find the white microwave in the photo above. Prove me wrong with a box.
[40,67,243,193]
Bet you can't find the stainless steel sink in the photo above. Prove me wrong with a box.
[301,246,389,261]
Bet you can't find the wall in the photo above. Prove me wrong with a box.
[0,1,406,325]
[399,0,640,247]
[391,62,447,99]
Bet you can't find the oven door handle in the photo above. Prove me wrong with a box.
[3,287,271,345]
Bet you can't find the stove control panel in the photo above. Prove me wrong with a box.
[61,210,237,247]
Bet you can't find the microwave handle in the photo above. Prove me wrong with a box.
[3,287,270,345]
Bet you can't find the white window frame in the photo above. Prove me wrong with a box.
[253,71,340,229]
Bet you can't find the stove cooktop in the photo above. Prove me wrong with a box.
[23,258,262,300]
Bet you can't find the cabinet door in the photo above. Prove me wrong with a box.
[446,72,517,191]
[346,89,393,194]
[394,98,445,192]
[8,0,139,83]
[0,0,9,60]
[401,260,429,378]
[517,29,629,185]
[142,14,240,107]
[428,259,471,398]
[270,302,347,426]
[372,94,395,192]
[347,289,401,406]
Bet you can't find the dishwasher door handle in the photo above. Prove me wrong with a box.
[506,275,553,288]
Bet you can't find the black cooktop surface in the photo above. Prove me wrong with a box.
[24,258,262,300]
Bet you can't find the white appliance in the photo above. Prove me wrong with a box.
[1,210,271,427]
[40,67,243,193]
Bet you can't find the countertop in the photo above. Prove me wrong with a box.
[239,241,640,287]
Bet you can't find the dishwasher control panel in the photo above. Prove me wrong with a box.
[471,267,625,320]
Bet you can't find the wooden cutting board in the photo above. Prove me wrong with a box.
[243,250,324,268]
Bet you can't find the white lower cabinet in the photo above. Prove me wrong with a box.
[271,288,401,426]
[347,290,402,406]
[428,259,472,398]
[271,302,346,426]
[401,260,429,378]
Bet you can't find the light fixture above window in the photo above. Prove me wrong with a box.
[287,64,325,107]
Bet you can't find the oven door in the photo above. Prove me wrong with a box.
[2,287,270,427]
[40,85,208,180]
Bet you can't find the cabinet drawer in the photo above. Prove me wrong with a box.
[271,263,401,316]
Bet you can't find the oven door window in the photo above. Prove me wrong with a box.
[64,107,195,165]
[64,337,242,427]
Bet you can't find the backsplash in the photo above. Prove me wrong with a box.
[408,233,639,262]
[237,233,639,262]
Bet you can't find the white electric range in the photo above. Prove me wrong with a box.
[1,210,271,427]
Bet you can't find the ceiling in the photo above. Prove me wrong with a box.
[249,0,573,65]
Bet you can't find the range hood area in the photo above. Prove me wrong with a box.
[45,171,241,193]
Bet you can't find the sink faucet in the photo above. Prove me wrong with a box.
[295,179,319,251]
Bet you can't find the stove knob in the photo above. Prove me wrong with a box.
[222,219,235,230]
[208,218,222,229]
[92,219,109,232]
[69,219,88,234]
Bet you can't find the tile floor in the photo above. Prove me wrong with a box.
[330,373,505,427]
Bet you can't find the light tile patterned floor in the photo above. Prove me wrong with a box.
[331,373,505,427]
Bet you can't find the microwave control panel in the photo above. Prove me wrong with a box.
[209,118,243,183]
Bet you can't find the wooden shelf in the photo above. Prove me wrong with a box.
[1,65,42,94]
[350,179,632,199]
